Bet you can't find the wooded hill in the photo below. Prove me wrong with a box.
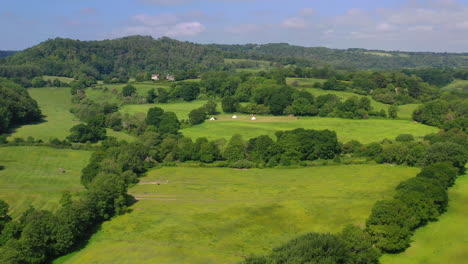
[0,36,225,79]
[214,43,468,70]
[2,36,468,79]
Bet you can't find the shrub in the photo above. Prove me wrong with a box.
[395,134,414,142]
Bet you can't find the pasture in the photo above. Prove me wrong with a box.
[57,165,417,264]
[9,87,135,142]
[381,175,468,264]
[0,146,90,218]
[120,100,217,120]
[9,88,80,141]
[181,115,438,143]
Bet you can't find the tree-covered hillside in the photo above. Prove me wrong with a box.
[213,43,468,69]
[2,36,225,79]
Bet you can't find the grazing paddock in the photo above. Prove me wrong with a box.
[57,165,417,264]
[0,146,90,217]
[181,116,438,143]
[9,88,80,141]
[8,87,135,142]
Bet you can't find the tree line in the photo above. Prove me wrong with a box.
[241,129,466,263]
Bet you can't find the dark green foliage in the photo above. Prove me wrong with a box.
[157,88,169,103]
[417,162,459,188]
[396,177,448,222]
[0,200,11,234]
[0,78,42,133]
[145,107,165,127]
[247,135,279,164]
[388,105,398,119]
[378,142,427,166]
[121,84,136,97]
[146,89,157,103]
[340,225,381,264]
[412,94,467,129]
[195,138,221,163]
[158,112,180,134]
[203,100,218,115]
[223,134,246,162]
[221,96,239,113]
[188,107,207,125]
[366,200,417,252]
[173,82,200,101]
[66,124,106,143]
[423,142,467,173]
[342,140,362,154]
[2,36,224,78]
[263,233,350,264]
[276,128,341,162]
[395,134,414,142]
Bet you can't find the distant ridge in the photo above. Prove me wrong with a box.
[1,35,468,79]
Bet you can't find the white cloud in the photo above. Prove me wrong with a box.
[282,17,307,29]
[119,13,205,38]
[299,8,314,17]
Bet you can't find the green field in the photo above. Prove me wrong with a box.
[181,115,438,143]
[9,88,81,141]
[120,100,221,120]
[0,146,90,218]
[57,165,417,264]
[442,79,468,93]
[381,175,468,264]
[9,87,135,142]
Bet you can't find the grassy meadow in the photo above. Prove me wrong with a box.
[381,175,468,264]
[9,88,80,141]
[0,146,90,218]
[181,115,438,143]
[120,100,217,120]
[9,87,135,142]
[57,165,417,264]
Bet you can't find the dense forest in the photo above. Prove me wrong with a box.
[0,36,226,80]
[2,36,468,81]
[214,43,468,69]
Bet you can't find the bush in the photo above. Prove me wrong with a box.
[395,134,414,142]
[228,159,254,169]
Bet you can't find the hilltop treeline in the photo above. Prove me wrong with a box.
[2,36,468,82]
[0,78,42,133]
[1,36,225,80]
[214,42,468,70]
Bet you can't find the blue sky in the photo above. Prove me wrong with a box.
[2,0,468,52]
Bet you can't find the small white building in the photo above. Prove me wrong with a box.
[232,115,238,119]
[151,74,160,81]
[166,74,175,81]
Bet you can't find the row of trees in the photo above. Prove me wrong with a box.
[242,147,465,263]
